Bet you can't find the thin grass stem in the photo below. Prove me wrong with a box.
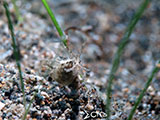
[22,92,37,120]
[3,1,26,109]
[127,61,160,120]
[41,0,67,47]
[11,0,23,22]
[106,0,150,119]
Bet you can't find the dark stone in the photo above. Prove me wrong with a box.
[43,114,51,119]
[48,76,52,81]
[35,93,44,105]
[138,35,149,50]
[2,113,6,119]
[70,111,77,120]
[5,88,14,99]
[155,106,160,115]
[149,103,156,111]
[58,100,68,111]
[82,96,88,102]
[138,104,143,112]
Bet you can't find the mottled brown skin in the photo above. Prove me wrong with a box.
[49,60,78,86]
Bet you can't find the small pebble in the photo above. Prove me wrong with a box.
[0,102,5,110]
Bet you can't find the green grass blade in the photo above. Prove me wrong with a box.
[106,0,150,119]
[127,61,160,120]
[22,92,37,120]
[41,0,67,47]
[3,1,26,109]
[11,0,23,22]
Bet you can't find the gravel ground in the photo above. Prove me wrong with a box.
[0,0,160,120]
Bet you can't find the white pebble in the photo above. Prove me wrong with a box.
[0,101,5,110]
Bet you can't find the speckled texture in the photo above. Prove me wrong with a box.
[0,0,160,120]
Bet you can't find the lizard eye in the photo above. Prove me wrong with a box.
[69,61,73,67]
[69,61,73,64]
